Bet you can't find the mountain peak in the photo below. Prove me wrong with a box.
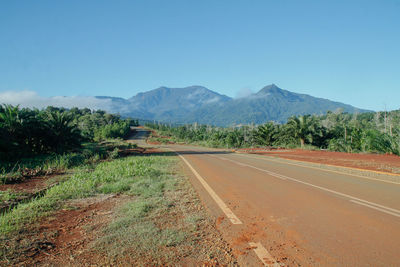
[257,84,282,94]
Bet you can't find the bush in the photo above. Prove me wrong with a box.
[94,122,130,141]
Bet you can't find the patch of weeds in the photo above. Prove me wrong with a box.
[128,176,166,198]
[108,148,120,159]
[0,173,24,184]
[159,228,186,247]
[0,155,176,236]
[61,204,80,211]
[44,174,70,187]
[184,214,203,231]
[0,140,131,185]
[0,190,19,202]
[91,157,208,265]
[100,180,132,194]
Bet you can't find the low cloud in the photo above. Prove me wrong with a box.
[235,87,253,98]
[0,90,113,110]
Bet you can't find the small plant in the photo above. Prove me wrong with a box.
[0,190,18,202]
[108,148,120,159]
[0,173,24,184]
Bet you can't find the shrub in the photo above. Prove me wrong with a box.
[94,122,130,141]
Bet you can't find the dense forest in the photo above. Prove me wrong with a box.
[146,110,400,155]
[0,104,138,160]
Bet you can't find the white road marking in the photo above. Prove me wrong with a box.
[350,200,400,218]
[209,155,287,180]
[235,153,400,185]
[175,152,242,224]
[170,150,283,265]
[249,242,281,267]
[210,154,400,218]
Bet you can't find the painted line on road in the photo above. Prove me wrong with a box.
[234,153,400,185]
[350,200,400,218]
[172,151,242,224]
[209,155,287,180]
[210,155,400,218]
[171,151,281,265]
[249,242,281,267]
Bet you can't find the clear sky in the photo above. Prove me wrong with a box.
[1,0,399,111]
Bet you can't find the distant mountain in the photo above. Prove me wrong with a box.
[96,84,368,126]
[127,86,230,121]
[184,84,367,125]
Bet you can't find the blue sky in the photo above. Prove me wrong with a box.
[1,0,399,111]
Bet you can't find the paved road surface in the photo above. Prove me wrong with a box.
[129,129,400,266]
[127,127,150,147]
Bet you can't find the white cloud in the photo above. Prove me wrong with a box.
[235,87,253,98]
[0,90,113,110]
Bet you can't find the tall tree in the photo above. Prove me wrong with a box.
[44,111,81,153]
[286,115,320,147]
[255,122,276,146]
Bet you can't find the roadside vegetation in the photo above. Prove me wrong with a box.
[0,155,168,235]
[0,105,139,183]
[0,104,138,160]
[146,109,400,155]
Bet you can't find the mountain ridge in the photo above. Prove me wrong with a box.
[95,84,369,126]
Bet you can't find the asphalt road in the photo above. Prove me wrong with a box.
[127,127,150,147]
[165,144,400,266]
[128,130,400,266]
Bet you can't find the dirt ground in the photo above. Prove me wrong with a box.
[0,174,65,194]
[238,148,400,175]
[2,195,236,266]
[0,174,69,215]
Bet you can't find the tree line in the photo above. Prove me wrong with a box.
[146,110,400,155]
[0,105,139,160]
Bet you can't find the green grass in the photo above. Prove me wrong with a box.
[0,139,138,185]
[91,156,195,264]
[0,190,20,202]
[0,154,174,235]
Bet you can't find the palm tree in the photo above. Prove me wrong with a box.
[45,110,81,153]
[255,122,276,146]
[0,104,21,134]
[286,115,320,148]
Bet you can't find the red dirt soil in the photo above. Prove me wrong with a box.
[10,194,123,266]
[239,148,400,174]
[0,174,60,193]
